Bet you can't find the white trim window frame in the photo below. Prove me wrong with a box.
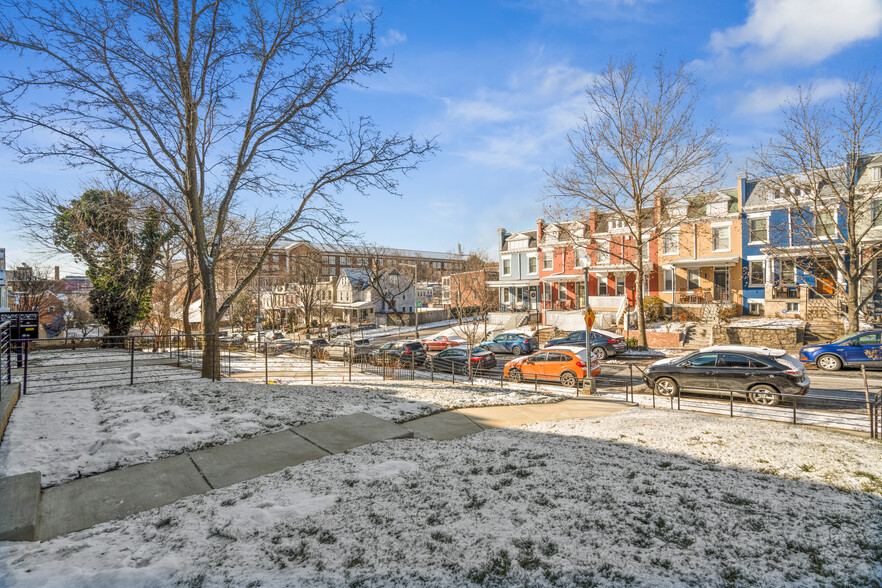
[748,259,765,286]
[663,267,675,293]
[662,231,679,256]
[542,250,553,270]
[747,212,770,245]
[501,256,512,277]
[814,209,838,240]
[596,241,610,264]
[527,254,538,275]
[711,221,732,253]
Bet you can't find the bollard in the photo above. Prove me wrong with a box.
[130,336,135,386]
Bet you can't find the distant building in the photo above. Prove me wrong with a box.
[62,275,92,293]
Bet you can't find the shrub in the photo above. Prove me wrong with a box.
[717,304,740,323]
[642,296,666,322]
[625,337,639,349]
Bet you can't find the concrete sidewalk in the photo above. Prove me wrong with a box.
[1,396,631,542]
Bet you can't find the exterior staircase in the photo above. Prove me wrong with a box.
[700,302,721,324]
[806,299,836,322]
[537,327,562,347]
[500,312,529,331]
[682,324,712,348]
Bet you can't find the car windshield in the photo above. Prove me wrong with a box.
[404,342,423,350]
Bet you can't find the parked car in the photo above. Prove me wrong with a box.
[421,335,464,351]
[643,345,809,406]
[504,347,600,387]
[799,330,882,371]
[370,341,427,366]
[478,333,538,356]
[426,346,496,375]
[329,325,351,337]
[324,338,372,362]
[266,338,296,353]
[219,333,246,345]
[543,330,626,360]
[359,323,379,331]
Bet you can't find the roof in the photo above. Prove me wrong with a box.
[501,231,538,252]
[340,267,372,290]
[277,240,466,261]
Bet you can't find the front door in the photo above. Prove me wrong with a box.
[713,268,729,302]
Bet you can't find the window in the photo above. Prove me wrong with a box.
[749,261,764,286]
[543,250,553,270]
[872,167,882,181]
[615,275,626,296]
[749,218,768,242]
[780,260,795,284]
[708,201,728,215]
[544,282,552,302]
[502,289,510,304]
[598,277,608,296]
[609,218,626,231]
[873,200,882,227]
[528,256,537,274]
[641,240,649,260]
[687,353,718,367]
[712,226,730,251]
[718,354,751,368]
[597,242,610,264]
[663,268,674,292]
[853,332,881,345]
[786,302,800,312]
[502,258,511,276]
[815,210,836,236]
[687,268,700,290]
[575,247,589,268]
[662,232,678,255]
[748,302,764,316]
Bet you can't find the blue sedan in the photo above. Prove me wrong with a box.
[478,333,538,356]
[799,330,882,371]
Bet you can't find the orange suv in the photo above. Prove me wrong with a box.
[504,346,600,387]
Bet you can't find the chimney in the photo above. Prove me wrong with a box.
[457,243,463,256]
[54,266,60,281]
[536,218,544,243]
[737,171,749,205]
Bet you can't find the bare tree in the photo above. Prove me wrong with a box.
[749,73,882,330]
[356,244,418,327]
[448,251,498,341]
[64,292,99,339]
[142,235,188,337]
[0,0,434,376]
[544,56,726,346]
[289,250,326,332]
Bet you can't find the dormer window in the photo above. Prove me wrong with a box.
[609,218,626,231]
[708,200,728,214]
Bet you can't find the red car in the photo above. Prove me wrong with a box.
[421,335,463,351]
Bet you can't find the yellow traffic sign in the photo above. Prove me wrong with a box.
[584,309,595,329]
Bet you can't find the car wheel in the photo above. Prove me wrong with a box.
[748,384,780,406]
[817,354,842,372]
[509,368,523,383]
[560,371,577,387]
[593,346,608,360]
[511,345,522,356]
[654,377,679,397]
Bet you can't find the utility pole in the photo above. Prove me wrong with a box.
[584,267,596,395]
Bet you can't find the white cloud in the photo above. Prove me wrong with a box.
[379,29,407,47]
[442,63,594,170]
[735,78,847,114]
[710,0,882,67]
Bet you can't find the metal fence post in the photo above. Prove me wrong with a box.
[451,361,455,384]
[130,336,135,386]
[348,340,353,382]
[628,364,633,402]
[729,390,734,418]
[5,330,10,385]
[22,340,28,395]
[211,335,217,382]
[411,354,415,381]
[500,369,503,389]
[651,380,655,408]
[430,356,434,382]
[176,335,181,367]
[310,344,314,385]
[534,374,538,393]
[265,342,269,385]
[792,394,797,425]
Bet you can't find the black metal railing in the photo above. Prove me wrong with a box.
[1,320,11,401]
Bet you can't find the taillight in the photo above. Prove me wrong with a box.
[575,361,586,368]
[471,357,482,361]
[607,339,618,344]
[784,369,801,376]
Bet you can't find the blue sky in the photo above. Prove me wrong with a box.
[3,0,882,272]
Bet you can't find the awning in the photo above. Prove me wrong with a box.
[486,280,540,288]
[540,273,585,283]
[670,255,740,268]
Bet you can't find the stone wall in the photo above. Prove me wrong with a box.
[712,326,802,348]
[623,330,683,348]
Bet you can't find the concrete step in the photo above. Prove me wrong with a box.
[0,471,41,541]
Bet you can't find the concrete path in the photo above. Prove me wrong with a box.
[1,397,631,542]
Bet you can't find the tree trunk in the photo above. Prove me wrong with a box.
[635,265,647,347]
[846,276,860,333]
[200,286,219,379]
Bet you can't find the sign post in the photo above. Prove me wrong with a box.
[584,268,596,394]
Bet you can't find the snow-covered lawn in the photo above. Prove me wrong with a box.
[0,379,556,487]
[2,408,881,587]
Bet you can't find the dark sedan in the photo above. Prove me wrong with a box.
[642,346,810,406]
[426,346,497,375]
[370,341,427,366]
[544,330,625,360]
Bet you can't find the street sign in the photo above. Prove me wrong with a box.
[584,309,595,329]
